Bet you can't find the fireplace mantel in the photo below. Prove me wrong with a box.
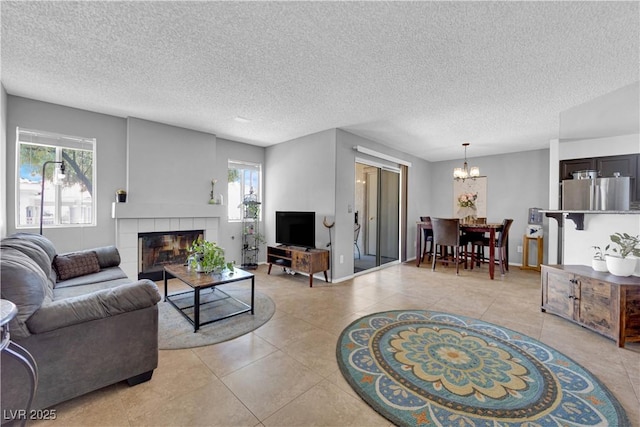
[112,202,225,219]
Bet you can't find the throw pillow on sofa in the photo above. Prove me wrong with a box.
[53,251,101,281]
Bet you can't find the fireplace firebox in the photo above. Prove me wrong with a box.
[138,230,203,281]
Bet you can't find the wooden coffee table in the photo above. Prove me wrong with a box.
[163,264,254,332]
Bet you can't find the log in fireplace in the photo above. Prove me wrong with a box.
[138,230,203,280]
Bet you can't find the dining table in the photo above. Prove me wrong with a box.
[416,221,504,280]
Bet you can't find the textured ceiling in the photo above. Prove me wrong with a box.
[1,1,638,161]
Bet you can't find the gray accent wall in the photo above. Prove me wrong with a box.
[126,117,216,204]
[264,129,337,274]
[429,149,550,267]
[215,137,265,266]
[5,96,127,252]
[3,94,550,278]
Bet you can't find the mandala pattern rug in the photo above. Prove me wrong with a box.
[336,310,628,426]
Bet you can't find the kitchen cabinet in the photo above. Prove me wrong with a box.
[559,153,639,202]
[541,264,640,347]
[560,158,596,181]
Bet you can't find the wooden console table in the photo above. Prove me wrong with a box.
[541,264,640,347]
[267,245,329,287]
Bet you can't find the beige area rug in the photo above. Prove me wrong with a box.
[158,288,275,350]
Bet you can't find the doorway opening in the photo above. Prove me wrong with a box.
[354,161,400,273]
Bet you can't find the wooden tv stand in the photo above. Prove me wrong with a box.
[267,245,330,287]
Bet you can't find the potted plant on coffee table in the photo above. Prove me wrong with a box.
[605,232,640,277]
[591,245,608,272]
[187,238,234,273]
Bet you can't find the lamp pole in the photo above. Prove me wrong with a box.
[39,161,65,235]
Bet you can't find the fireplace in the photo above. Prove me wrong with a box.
[138,230,203,280]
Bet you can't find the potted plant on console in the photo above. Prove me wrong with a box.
[591,245,608,272]
[187,238,234,273]
[605,232,640,277]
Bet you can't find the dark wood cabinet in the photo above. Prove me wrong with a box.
[541,265,640,347]
[559,153,639,202]
[597,155,637,178]
[560,158,596,181]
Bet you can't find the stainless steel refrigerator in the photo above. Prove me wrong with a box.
[562,176,631,210]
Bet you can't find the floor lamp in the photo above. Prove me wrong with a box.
[39,161,65,235]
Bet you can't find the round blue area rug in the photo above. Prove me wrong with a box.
[336,310,628,426]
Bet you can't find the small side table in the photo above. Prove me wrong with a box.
[521,235,543,272]
[1,300,39,427]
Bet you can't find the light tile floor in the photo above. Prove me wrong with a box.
[31,262,640,426]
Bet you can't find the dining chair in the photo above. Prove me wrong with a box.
[430,218,467,274]
[354,223,361,259]
[419,216,433,262]
[464,217,487,266]
[469,218,514,275]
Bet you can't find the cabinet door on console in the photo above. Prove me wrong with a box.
[576,277,617,339]
[292,252,311,273]
[543,270,577,320]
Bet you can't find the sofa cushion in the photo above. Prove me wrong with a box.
[90,245,121,268]
[54,267,129,293]
[0,248,49,338]
[53,251,101,281]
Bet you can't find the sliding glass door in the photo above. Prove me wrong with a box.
[354,162,399,273]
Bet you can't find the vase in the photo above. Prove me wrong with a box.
[458,206,476,224]
[605,255,636,277]
[591,258,608,272]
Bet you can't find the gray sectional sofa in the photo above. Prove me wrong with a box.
[1,233,161,416]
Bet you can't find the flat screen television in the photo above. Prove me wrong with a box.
[275,211,316,248]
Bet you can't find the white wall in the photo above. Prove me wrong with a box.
[549,82,640,265]
[550,134,640,265]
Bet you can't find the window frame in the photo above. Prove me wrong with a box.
[227,160,262,222]
[15,127,97,230]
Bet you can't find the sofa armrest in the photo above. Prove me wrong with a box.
[26,280,161,334]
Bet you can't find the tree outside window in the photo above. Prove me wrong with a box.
[228,161,261,221]
[16,128,96,229]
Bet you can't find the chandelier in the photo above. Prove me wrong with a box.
[453,143,479,180]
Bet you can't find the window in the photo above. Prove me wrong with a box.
[227,160,262,221]
[16,127,96,229]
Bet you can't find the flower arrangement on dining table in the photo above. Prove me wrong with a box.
[457,192,478,223]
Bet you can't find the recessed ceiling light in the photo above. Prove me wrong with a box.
[234,116,251,123]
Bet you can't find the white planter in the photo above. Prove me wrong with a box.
[630,255,640,277]
[605,255,636,277]
[591,258,608,272]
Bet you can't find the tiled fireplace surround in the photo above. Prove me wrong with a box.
[112,203,221,280]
